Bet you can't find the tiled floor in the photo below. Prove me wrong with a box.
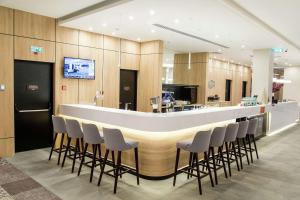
[6,122,300,200]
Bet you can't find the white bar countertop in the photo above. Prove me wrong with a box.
[60,102,298,132]
[60,104,267,132]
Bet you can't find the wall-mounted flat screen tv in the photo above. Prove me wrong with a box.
[64,57,95,80]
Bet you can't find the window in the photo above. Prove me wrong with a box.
[242,81,247,98]
[225,79,231,101]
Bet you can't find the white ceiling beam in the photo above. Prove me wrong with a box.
[219,0,300,51]
[58,0,133,25]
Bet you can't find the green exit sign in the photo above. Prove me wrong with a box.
[31,46,43,54]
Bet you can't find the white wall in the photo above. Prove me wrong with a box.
[283,67,300,105]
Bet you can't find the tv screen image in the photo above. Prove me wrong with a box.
[64,57,95,79]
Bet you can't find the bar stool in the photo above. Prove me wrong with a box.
[208,127,227,185]
[235,120,250,169]
[223,123,240,176]
[49,116,67,165]
[78,123,104,183]
[62,119,84,173]
[246,118,259,163]
[173,130,214,195]
[98,128,139,194]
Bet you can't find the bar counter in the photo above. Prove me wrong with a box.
[59,102,298,178]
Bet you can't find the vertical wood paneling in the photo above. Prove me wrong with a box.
[0,34,13,139]
[79,31,103,48]
[14,10,55,41]
[103,50,120,108]
[55,43,79,114]
[78,47,103,105]
[0,6,13,35]
[14,36,55,62]
[56,25,79,45]
[104,35,120,51]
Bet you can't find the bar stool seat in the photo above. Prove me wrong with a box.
[173,130,214,195]
[98,128,140,194]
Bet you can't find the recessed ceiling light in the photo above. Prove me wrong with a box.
[215,34,219,38]
[214,56,217,59]
[129,16,134,20]
[173,19,179,24]
[112,32,116,36]
[88,27,93,31]
[217,49,222,52]
[149,10,155,16]
[137,37,141,41]
[241,44,246,49]
[102,23,107,27]
[151,29,156,33]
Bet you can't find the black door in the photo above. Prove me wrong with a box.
[119,69,137,110]
[14,60,53,152]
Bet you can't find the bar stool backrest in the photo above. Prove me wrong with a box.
[224,123,239,142]
[82,123,104,144]
[103,128,127,151]
[210,127,226,147]
[247,118,258,135]
[65,119,83,139]
[52,115,67,133]
[236,120,249,139]
[189,130,212,153]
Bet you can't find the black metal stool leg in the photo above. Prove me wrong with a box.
[78,143,88,176]
[61,137,71,168]
[49,132,58,161]
[204,152,214,187]
[219,146,228,178]
[71,138,79,173]
[195,153,202,195]
[211,147,218,185]
[225,142,231,176]
[98,150,109,186]
[187,152,192,179]
[237,139,243,169]
[113,151,121,194]
[57,133,65,165]
[90,144,97,183]
[232,142,240,171]
[248,135,253,163]
[134,147,139,185]
[112,151,116,176]
[252,135,259,159]
[173,148,180,186]
[242,138,250,165]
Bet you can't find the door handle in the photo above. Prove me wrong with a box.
[15,104,51,113]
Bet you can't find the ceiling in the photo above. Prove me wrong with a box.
[1,0,299,67]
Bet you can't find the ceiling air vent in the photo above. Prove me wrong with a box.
[153,24,229,49]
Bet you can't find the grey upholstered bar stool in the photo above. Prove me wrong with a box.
[49,116,67,165]
[62,119,84,173]
[78,123,104,183]
[246,118,259,163]
[208,127,227,185]
[173,130,214,195]
[223,123,240,176]
[235,120,250,169]
[98,128,139,194]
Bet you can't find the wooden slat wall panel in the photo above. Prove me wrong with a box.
[78,47,103,105]
[79,31,103,48]
[103,35,120,51]
[121,39,140,54]
[0,138,14,157]
[14,36,55,62]
[14,10,55,41]
[55,43,79,114]
[103,50,120,108]
[56,25,79,45]
[121,53,140,70]
[0,6,13,35]
[0,34,13,139]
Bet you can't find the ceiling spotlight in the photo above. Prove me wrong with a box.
[149,10,155,16]
[214,56,217,59]
[241,44,246,49]
[137,37,141,41]
[151,29,156,33]
[173,19,179,24]
[88,27,93,31]
[129,16,134,20]
[102,23,107,27]
[112,32,116,36]
[217,49,222,52]
[215,34,219,38]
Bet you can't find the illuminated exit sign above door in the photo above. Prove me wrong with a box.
[31,46,43,54]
